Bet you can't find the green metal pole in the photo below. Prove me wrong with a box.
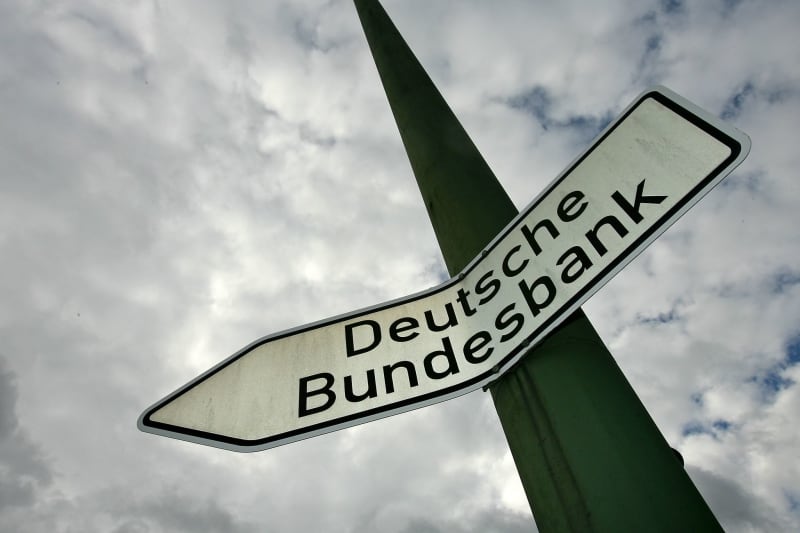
[354,1,723,531]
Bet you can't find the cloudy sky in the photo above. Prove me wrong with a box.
[1,0,799,531]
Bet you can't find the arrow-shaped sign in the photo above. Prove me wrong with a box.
[139,87,749,452]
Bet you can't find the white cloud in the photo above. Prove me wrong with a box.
[1,0,798,531]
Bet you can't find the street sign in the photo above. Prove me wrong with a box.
[138,86,750,452]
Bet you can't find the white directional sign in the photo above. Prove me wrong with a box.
[139,87,750,451]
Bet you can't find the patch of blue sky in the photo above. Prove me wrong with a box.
[635,308,680,326]
[721,79,799,120]
[682,421,710,437]
[721,0,744,16]
[764,85,798,105]
[645,34,661,53]
[630,29,666,88]
[687,335,800,415]
[711,419,732,432]
[771,270,800,295]
[785,490,800,513]
[507,85,550,125]
[659,0,684,15]
[682,418,733,439]
[761,371,793,392]
[785,334,800,365]
[690,391,704,406]
[747,338,799,398]
[721,81,755,120]
[747,370,792,397]
[717,168,763,193]
[506,85,614,145]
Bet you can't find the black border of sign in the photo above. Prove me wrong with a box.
[139,86,750,452]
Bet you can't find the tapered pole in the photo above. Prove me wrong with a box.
[353,1,723,530]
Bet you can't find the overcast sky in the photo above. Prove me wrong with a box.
[1,0,799,531]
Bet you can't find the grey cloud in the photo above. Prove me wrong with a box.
[121,489,260,533]
[289,5,348,53]
[0,356,53,512]
[689,466,793,532]
[396,507,535,533]
[0,360,17,439]
[465,509,538,533]
[352,505,534,533]
[0,481,261,533]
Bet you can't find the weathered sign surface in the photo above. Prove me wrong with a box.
[138,87,750,451]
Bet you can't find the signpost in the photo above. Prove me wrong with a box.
[141,1,752,528]
[138,87,749,452]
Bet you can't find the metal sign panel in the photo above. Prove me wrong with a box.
[138,87,750,451]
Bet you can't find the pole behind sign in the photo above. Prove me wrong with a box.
[353,0,727,530]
